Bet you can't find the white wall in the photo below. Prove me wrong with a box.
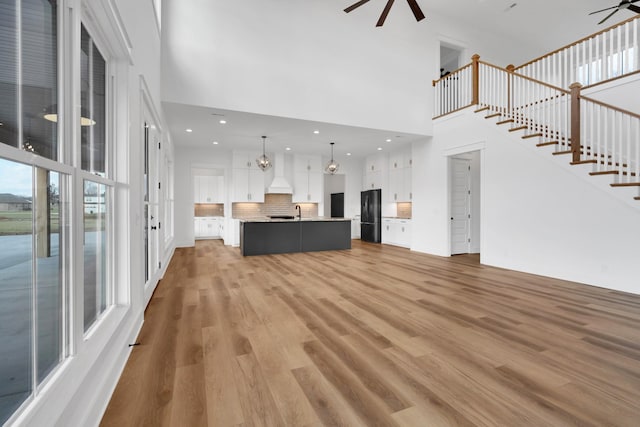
[413,108,640,294]
[583,74,640,114]
[161,0,540,137]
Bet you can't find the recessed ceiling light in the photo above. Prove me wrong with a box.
[346,152,352,156]
[386,138,392,142]
[212,141,219,145]
[185,128,193,132]
[285,147,291,151]
[377,147,382,151]
[219,119,227,124]
[313,130,319,134]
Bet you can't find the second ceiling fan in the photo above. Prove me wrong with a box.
[344,0,426,27]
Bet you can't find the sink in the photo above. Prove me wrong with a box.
[267,215,296,220]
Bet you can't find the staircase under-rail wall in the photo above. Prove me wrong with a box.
[432,15,640,204]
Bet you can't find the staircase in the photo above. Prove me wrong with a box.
[433,17,640,203]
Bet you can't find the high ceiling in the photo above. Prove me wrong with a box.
[164,0,636,157]
[163,102,425,158]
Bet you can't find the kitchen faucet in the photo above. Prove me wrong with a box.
[295,204,301,219]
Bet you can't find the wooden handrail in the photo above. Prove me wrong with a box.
[478,60,571,94]
[513,15,640,71]
[582,69,640,91]
[432,63,472,86]
[579,94,640,119]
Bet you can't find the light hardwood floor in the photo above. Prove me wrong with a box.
[101,240,640,426]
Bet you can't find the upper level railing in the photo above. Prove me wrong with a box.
[513,15,640,89]
[433,55,640,183]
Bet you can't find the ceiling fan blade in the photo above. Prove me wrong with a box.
[628,4,640,13]
[344,0,370,13]
[406,0,425,21]
[376,0,395,27]
[598,8,620,24]
[588,5,617,15]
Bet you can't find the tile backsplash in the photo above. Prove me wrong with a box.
[232,194,318,218]
[194,203,224,217]
[397,202,412,219]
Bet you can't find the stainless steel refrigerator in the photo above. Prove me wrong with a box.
[361,189,381,243]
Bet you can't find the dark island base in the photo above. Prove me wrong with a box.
[240,220,351,256]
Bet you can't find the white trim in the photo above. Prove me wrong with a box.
[443,141,486,157]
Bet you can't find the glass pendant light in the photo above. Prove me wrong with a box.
[325,142,339,174]
[256,135,272,171]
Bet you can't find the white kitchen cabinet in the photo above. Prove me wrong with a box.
[385,147,412,202]
[351,216,361,239]
[232,151,266,202]
[382,218,411,248]
[396,219,411,248]
[194,175,224,203]
[232,151,262,170]
[402,168,412,202]
[232,168,264,202]
[293,155,322,203]
[194,217,222,239]
[364,153,386,191]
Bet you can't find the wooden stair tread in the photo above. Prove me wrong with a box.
[552,150,572,155]
[635,197,640,200]
[496,119,514,125]
[508,125,528,132]
[522,133,543,139]
[610,182,640,187]
[485,113,501,119]
[536,141,558,147]
[571,160,597,165]
[474,106,490,113]
[590,170,619,176]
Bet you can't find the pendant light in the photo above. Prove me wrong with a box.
[256,135,272,171]
[325,142,339,174]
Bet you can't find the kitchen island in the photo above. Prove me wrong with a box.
[240,217,351,256]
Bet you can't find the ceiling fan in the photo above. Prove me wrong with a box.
[344,0,426,27]
[589,0,640,25]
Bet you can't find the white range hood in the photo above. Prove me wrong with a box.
[266,152,293,194]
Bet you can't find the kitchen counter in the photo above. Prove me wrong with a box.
[238,216,351,223]
[240,218,351,256]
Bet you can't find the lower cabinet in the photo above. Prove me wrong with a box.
[194,216,223,239]
[382,218,411,248]
[351,216,361,239]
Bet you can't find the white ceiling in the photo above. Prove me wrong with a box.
[163,102,425,157]
[164,0,635,157]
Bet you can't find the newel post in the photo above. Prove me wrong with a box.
[506,64,515,113]
[570,82,582,163]
[472,54,480,105]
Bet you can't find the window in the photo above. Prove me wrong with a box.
[80,25,107,176]
[0,4,115,424]
[80,25,112,331]
[0,0,59,160]
[576,45,637,86]
[0,159,68,425]
[83,180,109,330]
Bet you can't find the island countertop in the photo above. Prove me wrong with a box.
[238,216,352,223]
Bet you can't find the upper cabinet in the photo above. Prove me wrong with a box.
[293,154,322,203]
[194,175,223,203]
[363,153,386,191]
[232,151,265,202]
[232,151,262,170]
[386,146,412,202]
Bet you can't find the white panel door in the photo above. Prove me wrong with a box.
[451,158,471,255]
